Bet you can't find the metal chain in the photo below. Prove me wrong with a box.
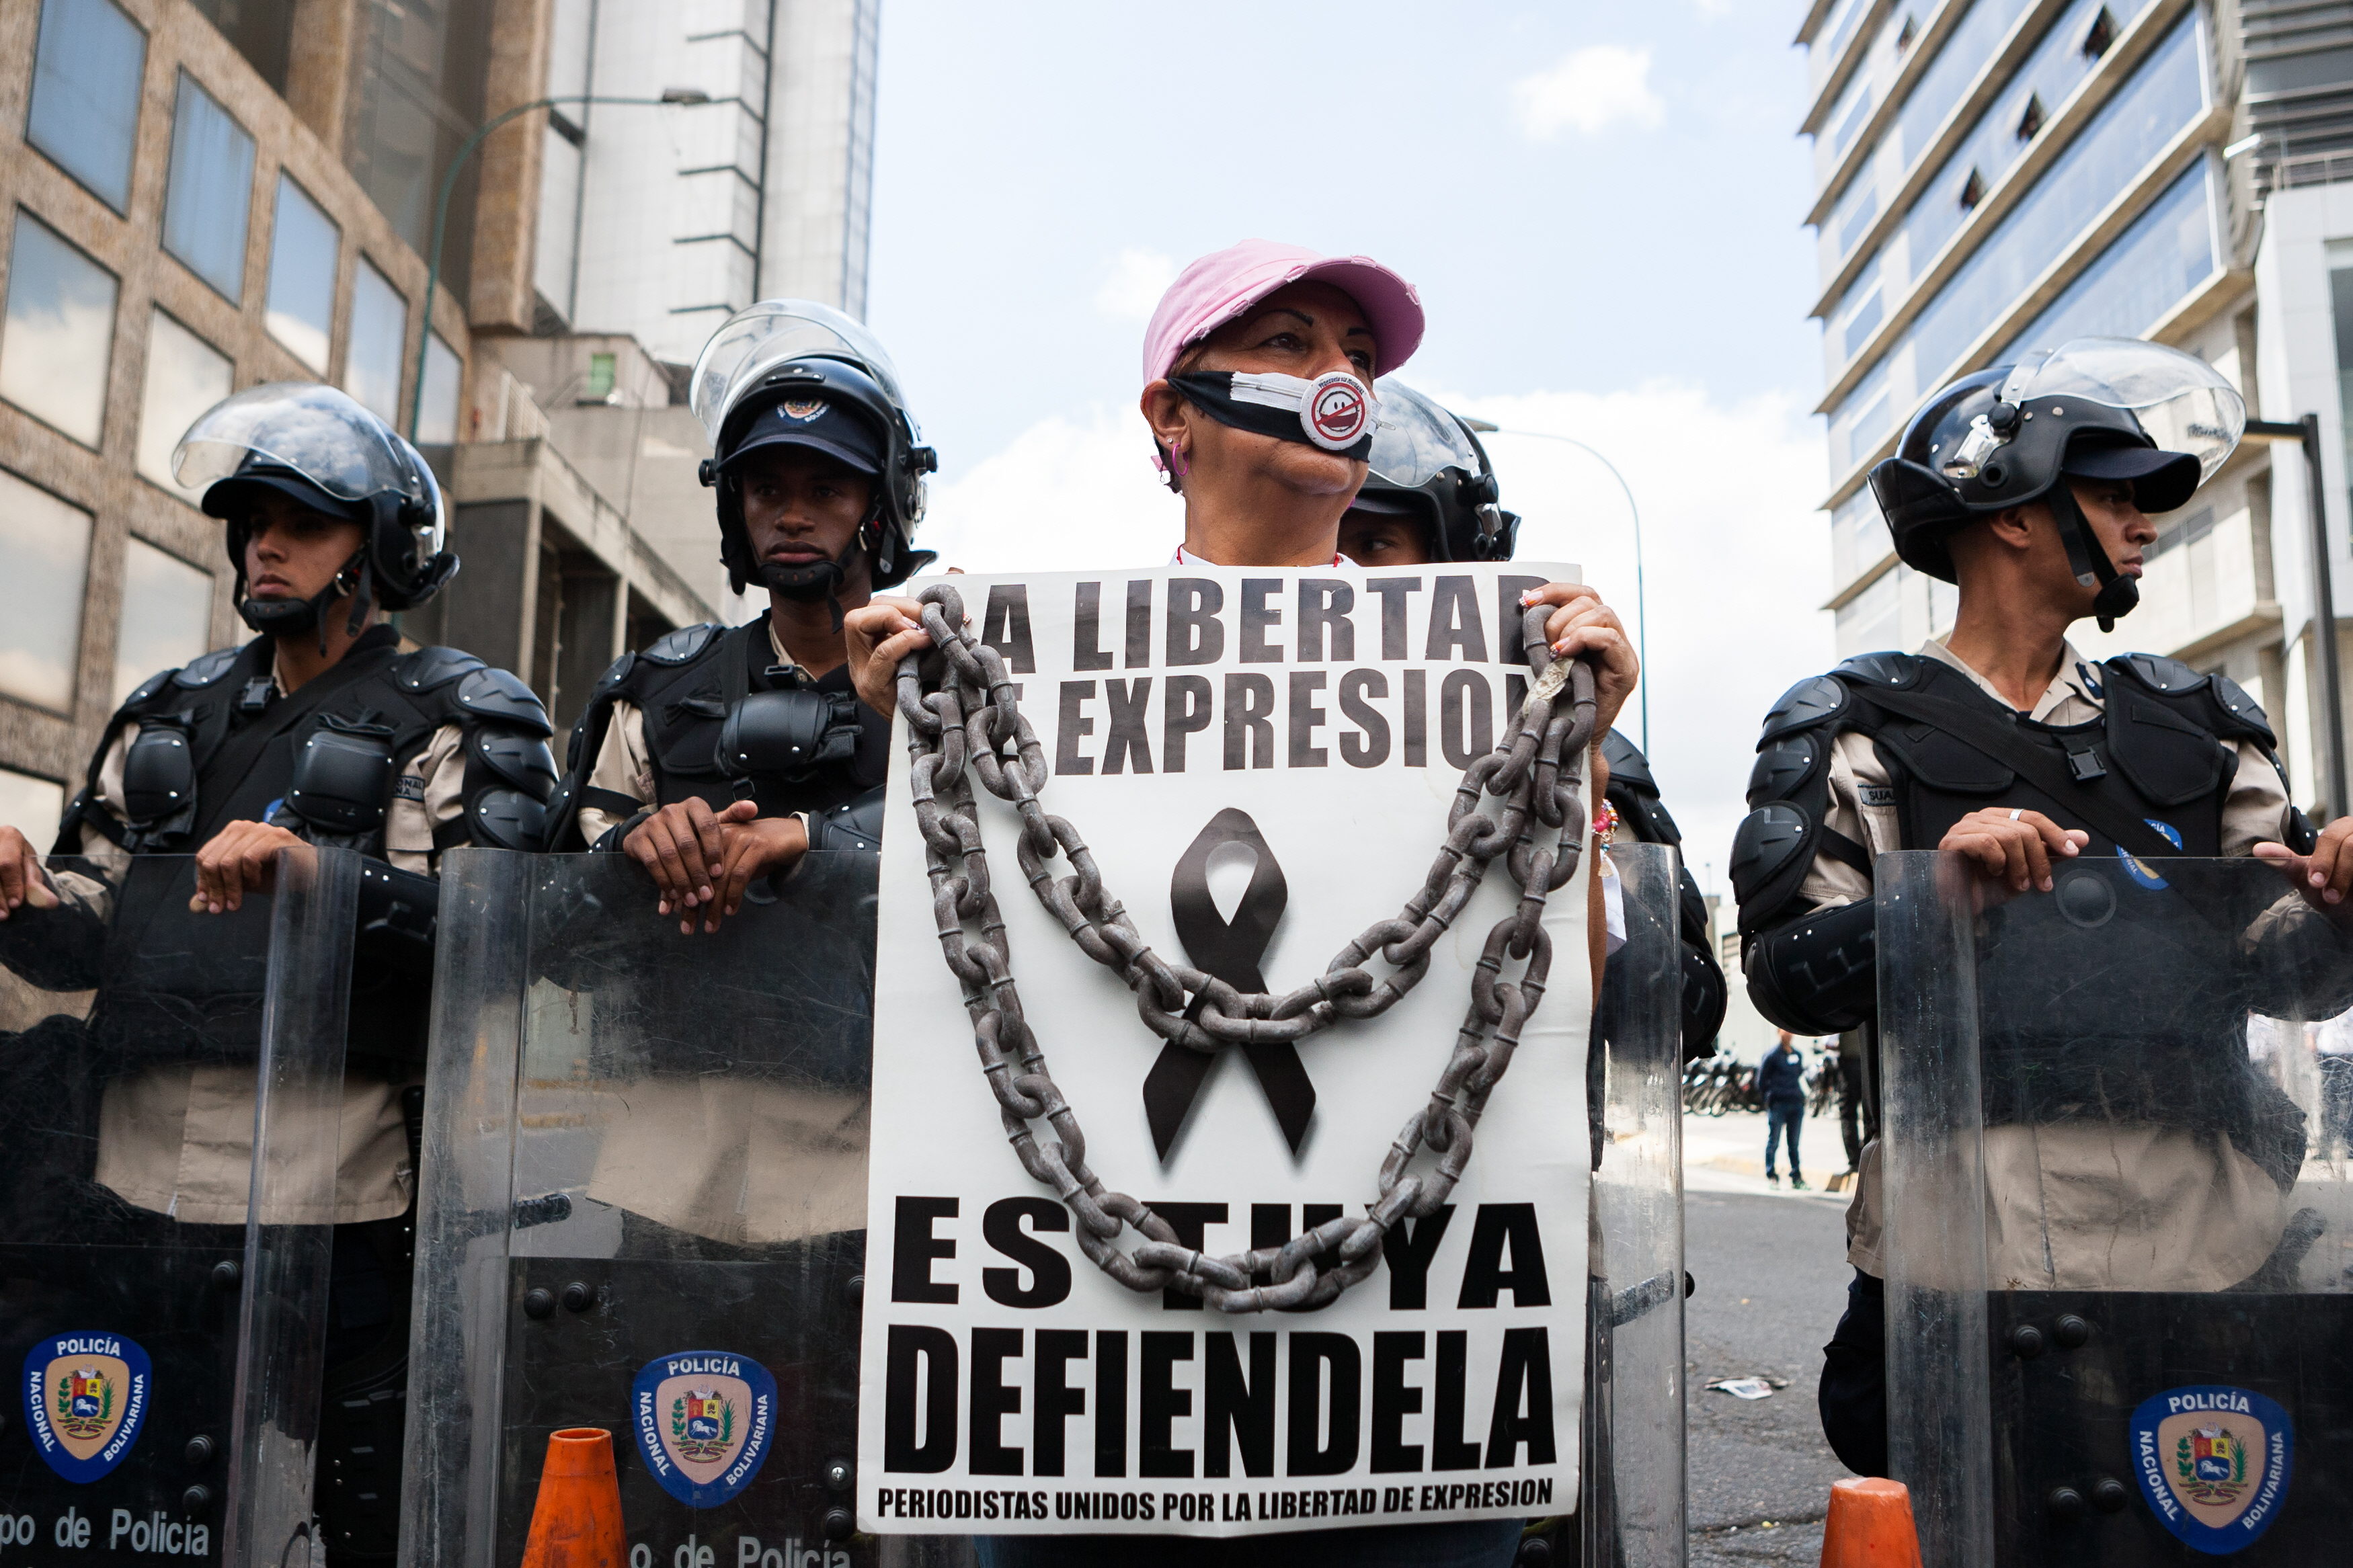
[895,582,1598,1312]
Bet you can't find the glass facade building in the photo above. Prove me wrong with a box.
[1802,0,2353,813]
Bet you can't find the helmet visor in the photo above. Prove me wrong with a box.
[689,300,912,443]
[1367,378,1481,488]
[1999,337,2245,483]
[172,382,428,503]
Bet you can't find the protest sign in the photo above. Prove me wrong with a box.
[857,562,1592,1538]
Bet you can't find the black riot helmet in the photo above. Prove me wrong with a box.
[1868,337,2243,630]
[175,382,454,639]
[690,300,938,597]
[1347,378,1521,561]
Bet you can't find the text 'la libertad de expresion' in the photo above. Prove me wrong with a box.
[961,575,1554,776]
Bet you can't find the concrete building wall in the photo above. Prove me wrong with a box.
[0,0,469,835]
[558,0,879,363]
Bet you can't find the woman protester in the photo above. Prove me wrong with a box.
[846,239,1639,1568]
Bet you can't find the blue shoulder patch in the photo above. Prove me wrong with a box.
[171,647,241,689]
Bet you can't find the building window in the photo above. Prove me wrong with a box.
[0,210,120,448]
[0,467,93,712]
[265,173,338,374]
[0,765,65,846]
[24,0,146,214]
[1837,565,1904,659]
[344,260,407,425]
[417,333,461,445]
[136,311,234,506]
[2083,7,2119,58]
[113,537,214,704]
[1958,168,1987,212]
[1997,164,2216,362]
[161,72,257,304]
[2015,93,2047,142]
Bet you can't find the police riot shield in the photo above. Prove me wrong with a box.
[1879,850,2353,1567]
[400,848,967,1567]
[1581,843,1688,1568]
[0,847,360,1565]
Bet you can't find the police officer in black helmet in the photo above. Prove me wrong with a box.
[1339,379,1728,1062]
[1729,337,2353,1477]
[547,301,936,927]
[0,382,558,1561]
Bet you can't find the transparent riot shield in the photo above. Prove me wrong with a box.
[0,847,358,1565]
[1562,842,1687,1568]
[1880,850,2353,1567]
[403,849,966,1567]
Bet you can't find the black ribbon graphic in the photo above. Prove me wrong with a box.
[1146,808,1316,1160]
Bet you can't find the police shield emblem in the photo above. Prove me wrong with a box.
[22,1333,151,1482]
[631,1351,779,1508]
[2130,1386,2293,1553]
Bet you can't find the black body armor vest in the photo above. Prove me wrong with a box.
[49,630,557,1067]
[549,618,889,854]
[1732,649,2322,1164]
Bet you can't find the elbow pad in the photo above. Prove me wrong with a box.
[1745,898,1877,1036]
[356,860,439,975]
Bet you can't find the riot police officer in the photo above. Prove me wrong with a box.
[1728,337,2353,1476]
[1337,378,1727,1062]
[0,382,558,1559]
[546,300,934,927]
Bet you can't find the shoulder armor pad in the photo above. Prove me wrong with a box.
[471,728,559,800]
[396,645,487,694]
[1759,673,1849,745]
[171,647,242,689]
[1730,802,1817,930]
[455,667,555,737]
[594,651,637,695]
[2208,672,2276,743]
[643,623,724,666]
[1831,649,1921,688]
[122,667,176,710]
[1747,729,1827,809]
[2110,652,2206,696]
[1600,729,1655,794]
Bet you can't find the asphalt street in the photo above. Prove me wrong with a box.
[1678,1109,1860,1567]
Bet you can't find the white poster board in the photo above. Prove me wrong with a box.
[857,563,1589,1538]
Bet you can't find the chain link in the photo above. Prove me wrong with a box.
[897,583,1598,1312]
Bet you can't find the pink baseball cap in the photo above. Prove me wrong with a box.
[1142,239,1426,386]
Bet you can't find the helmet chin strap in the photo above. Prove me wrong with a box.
[2046,483,2138,633]
[238,549,368,652]
[756,532,866,633]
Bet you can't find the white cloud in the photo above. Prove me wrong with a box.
[916,382,1833,898]
[1511,45,1667,139]
[1092,249,1180,322]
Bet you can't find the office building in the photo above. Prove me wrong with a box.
[1800,0,2353,810]
[0,0,883,842]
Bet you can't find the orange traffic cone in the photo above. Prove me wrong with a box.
[520,1428,627,1568]
[1819,1476,1922,1568]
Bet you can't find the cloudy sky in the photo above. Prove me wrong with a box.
[865,1,1835,893]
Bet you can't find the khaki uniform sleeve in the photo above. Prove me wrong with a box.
[69,731,136,886]
[575,702,655,846]
[1791,730,1893,914]
[2222,740,2297,857]
[384,723,467,874]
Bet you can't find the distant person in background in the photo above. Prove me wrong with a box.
[1759,1029,1808,1189]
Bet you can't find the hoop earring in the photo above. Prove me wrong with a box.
[1170,442,1190,479]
